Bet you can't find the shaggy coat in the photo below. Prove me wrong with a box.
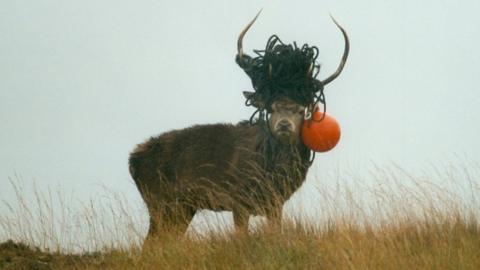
[129,120,311,236]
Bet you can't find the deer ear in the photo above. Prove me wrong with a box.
[243,91,254,99]
[243,91,264,109]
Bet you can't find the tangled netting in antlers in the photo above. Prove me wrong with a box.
[236,35,325,124]
[235,12,349,125]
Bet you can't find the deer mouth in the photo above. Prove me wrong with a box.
[275,130,296,143]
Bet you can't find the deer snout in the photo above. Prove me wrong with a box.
[276,119,294,132]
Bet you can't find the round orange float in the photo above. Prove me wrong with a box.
[301,109,341,152]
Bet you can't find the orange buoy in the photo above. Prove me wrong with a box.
[302,110,341,152]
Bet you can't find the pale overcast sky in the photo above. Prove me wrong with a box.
[1,0,480,248]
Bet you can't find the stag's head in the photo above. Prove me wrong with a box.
[236,11,349,145]
[243,92,305,143]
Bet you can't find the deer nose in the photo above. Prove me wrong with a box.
[277,120,293,131]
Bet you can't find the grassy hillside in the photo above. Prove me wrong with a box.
[1,164,480,269]
[1,218,479,269]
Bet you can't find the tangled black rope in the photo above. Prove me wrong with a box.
[236,35,326,125]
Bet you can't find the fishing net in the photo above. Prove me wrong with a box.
[236,35,326,123]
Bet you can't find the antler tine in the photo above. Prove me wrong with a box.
[321,15,350,86]
[237,9,262,59]
[307,62,314,78]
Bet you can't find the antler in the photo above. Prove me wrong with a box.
[237,12,349,85]
[321,16,350,86]
[237,10,262,59]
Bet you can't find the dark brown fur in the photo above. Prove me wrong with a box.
[129,119,311,238]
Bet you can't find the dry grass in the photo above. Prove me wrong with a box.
[1,163,480,269]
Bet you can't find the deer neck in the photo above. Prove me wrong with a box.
[256,123,310,172]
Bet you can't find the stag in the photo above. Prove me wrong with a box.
[129,13,349,239]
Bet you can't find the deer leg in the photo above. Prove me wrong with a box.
[148,214,159,237]
[233,210,249,234]
[144,203,196,244]
[266,206,283,231]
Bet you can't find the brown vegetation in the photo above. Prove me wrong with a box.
[1,164,479,269]
[1,218,479,269]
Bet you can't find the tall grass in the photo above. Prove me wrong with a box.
[1,162,480,269]
[0,179,146,252]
